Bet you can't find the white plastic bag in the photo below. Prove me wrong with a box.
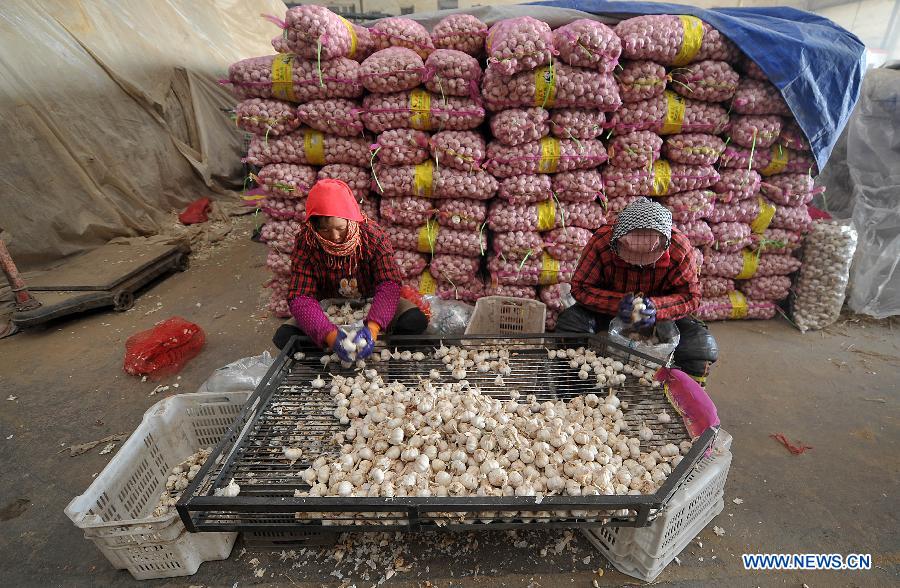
[608,318,680,364]
[423,295,475,336]
[197,352,274,393]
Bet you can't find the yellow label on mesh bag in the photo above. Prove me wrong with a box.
[338,16,358,58]
[661,91,686,135]
[735,249,759,280]
[538,137,561,173]
[750,196,777,234]
[303,129,326,165]
[417,221,439,253]
[536,199,556,232]
[539,252,561,285]
[409,89,432,131]
[650,160,673,196]
[534,65,557,108]
[728,290,749,319]
[673,15,704,67]
[414,160,434,198]
[419,269,437,295]
[761,145,789,176]
[271,54,296,102]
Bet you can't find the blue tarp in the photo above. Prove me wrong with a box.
[537,1,866,172]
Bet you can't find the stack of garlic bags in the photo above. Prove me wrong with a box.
[480,18,616,327]
[363,15,493,303]
[227,5,373,317]
[605,14,734,317]
[695,54,815,320]
[602,15,816,322]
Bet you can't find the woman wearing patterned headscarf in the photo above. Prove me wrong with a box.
[556,198,718,384]
[272,179,427,359]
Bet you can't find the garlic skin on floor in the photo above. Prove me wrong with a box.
[291,345,686,521]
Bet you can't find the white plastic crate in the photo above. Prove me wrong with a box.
[583,429,732,582]
[465,296,547,335]
[586,497,724,582]
[65,392,250,580]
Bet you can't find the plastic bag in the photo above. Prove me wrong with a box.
[197,351,274,393]
[608,317,680,364]
[123,317,205,378]
[791,220,858,331]
[423,295,475,336]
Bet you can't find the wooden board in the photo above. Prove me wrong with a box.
[23,242,188,291]
[12,290,114,327]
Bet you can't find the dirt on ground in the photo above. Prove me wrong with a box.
[0,216,898,587]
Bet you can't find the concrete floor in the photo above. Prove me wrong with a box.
[0,216,898,587]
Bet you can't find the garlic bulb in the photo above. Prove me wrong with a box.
[213,478,240,497]
[282,447,303,464]
[657,411,672,424]
[638,423,654,441]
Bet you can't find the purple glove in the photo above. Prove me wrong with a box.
[635,297,657,330]
[353,326,376,360]
[617,293,635,322]
[334,329,355,363]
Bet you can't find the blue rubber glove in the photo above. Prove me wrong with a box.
[333,329,355,363]
[617,293,635,323]
[352,325,376,360]
[635,297,657,330]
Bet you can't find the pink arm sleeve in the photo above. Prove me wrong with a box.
[366,280,400,329]
[289,296,337,348]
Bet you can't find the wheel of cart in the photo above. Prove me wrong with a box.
[174,253,190,272]
[113,290,134,311]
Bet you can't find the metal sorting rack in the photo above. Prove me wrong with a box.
[178,334,717,533]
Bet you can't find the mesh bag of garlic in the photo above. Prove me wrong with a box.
[790,221,858,331]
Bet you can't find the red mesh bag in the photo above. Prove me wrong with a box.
[400,285,432,320]
[123,317,205,378]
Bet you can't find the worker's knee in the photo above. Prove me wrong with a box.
[673,317,719,364]
[393,307,428,336]
[554,304,599,334]
[272,323,302,351]
[676,359,713,383]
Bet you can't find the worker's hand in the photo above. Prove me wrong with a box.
[333,329,355,363]
[352,324,377,360]
[617,293,635,323]
[635,297,657,330]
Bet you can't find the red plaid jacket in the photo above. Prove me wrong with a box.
[570,225,700,320]
[287,221,402,300]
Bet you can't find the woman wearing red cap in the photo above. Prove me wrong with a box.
[273,179,427,359]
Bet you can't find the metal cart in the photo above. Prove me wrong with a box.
[177,333,717,534]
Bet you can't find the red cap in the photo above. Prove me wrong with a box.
[305,179,364,222]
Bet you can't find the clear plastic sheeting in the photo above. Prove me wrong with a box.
[791,221,858,331]
[423,295,475,336]
[197,351,274,393]
[608,318,680,364]
[817,66,900,318]
[0,0,285,269]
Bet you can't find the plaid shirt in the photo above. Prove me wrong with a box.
[287,221,402,301]
[570,225,701,321]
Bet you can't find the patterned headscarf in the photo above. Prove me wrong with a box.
[611,197,673,266]
[304,217,367,275]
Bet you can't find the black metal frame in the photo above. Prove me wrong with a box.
[177,333,717,533]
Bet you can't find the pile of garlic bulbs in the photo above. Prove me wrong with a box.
[152,447,211,517]
[296,345,688,523]
[325,302,372,326]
